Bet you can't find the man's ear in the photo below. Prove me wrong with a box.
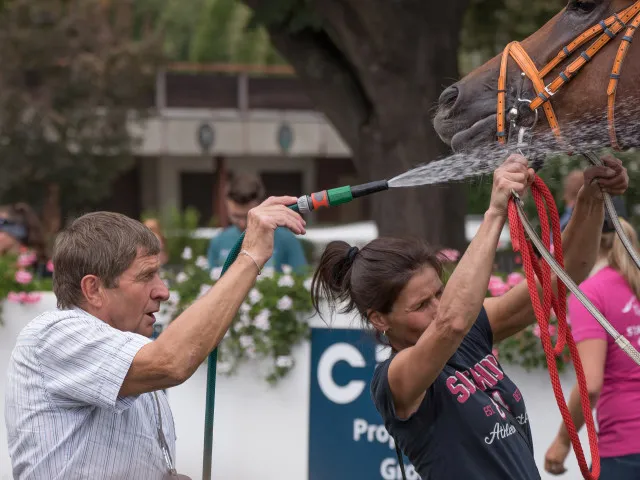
[368,310,389,334]
[80,275,104,309]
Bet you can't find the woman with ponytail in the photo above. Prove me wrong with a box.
[545,205,640,479]
[0,202,50,277]
[311,154,629,480]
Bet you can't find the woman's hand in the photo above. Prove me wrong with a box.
[544,435,570,476]
[488,154,535,217]
[581,154,629,200]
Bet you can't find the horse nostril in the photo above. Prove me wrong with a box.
[438,85,459,111]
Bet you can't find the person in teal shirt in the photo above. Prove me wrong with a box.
[208,172,308,273]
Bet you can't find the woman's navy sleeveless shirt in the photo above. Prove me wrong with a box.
[370,307,541,479]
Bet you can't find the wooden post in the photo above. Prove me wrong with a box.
[213,156,229,228]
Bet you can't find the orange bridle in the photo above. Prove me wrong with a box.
[497,1,640,150]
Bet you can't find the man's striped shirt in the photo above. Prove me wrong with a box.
[4,308,176,479]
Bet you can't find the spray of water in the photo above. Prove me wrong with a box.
[388,107,640,188]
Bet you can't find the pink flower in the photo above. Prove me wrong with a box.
[46,260,54,272]
[17,252,37,268]
[532,324,557,338]
[514,255,522,265]
[6,292,40,304]
[439,249,460,262]
[488,276,509,296]
[23,292,42,304]
[507,272,525,287]
[7,292,21,303]
[489,283,510,297]
[15,269,33,285]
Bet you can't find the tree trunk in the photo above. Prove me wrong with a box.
[360,123,467,249]
[42,183,61,237]
[243,0,470,251]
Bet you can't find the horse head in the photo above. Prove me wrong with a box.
[434,0,640,153]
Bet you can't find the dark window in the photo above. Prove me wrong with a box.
[260,171,303,198]
[93,163,142,220]
[180,172,215,227]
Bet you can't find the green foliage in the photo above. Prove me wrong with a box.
[497,316,569,373]
[245,0,322,33]
[0,0,164,213]
[0,250,53,325]
[135,0,289,65]
[142,207,210,265]
[134,0,207,61]
[460,0,566,74]
[465,150,640,231]
[164,252,313,385]
[189,0,241,63]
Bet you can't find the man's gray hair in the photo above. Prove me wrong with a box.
[53,212,160,309]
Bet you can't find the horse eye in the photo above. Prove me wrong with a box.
[568,0,598,13]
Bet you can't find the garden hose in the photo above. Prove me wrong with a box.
[201,180,389,479]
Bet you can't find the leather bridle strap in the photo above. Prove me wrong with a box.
[530,1,640,110]
[497,42,562,145]
[608,13,640,149]
[498,1,640,149]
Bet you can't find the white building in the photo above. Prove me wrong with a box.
[97,64,364,228]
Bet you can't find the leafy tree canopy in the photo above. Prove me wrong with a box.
[0,0,164,215]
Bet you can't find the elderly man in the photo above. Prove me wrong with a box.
[4,196,305,479]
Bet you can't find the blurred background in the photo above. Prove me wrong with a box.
[0,1,637,479]
[0,0,636,268]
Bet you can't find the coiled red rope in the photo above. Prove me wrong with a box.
[507,175,600,479]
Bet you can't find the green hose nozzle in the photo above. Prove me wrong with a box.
[295,180,389,213]
[201,178,389,479]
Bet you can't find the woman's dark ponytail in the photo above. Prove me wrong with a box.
[311,240,358,320]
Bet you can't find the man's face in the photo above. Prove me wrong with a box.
[226,199,259,231]
[101,249,170,336]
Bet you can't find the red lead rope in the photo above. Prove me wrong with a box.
[507,175,600,479]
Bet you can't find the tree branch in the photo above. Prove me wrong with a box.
[242,0,371,150]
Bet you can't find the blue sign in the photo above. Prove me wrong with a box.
[309,328,420,480]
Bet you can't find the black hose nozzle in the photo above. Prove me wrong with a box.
[351,180,389,199]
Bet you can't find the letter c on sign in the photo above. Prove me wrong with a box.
[317,343,366,404]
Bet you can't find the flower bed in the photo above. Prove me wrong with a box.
[163,247,314,385]
[0,243,572,382]
[0,249,53,324]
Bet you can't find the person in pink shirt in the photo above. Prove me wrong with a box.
[544,210,640,479]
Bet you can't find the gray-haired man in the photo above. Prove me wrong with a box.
[4,196,305,479]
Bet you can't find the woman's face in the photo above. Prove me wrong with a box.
[381,266,444,350]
